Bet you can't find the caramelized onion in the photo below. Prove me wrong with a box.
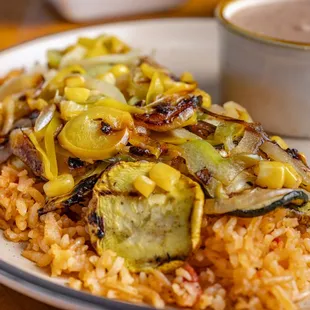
[134,95,201,132]
[34,104,56,132]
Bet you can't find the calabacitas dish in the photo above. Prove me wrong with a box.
[0,35,310,310]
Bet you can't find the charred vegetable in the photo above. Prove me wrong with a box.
[204,188,309,217]
[181,140,260,186]
[3,34,310,277]
[87,161,204,272]
[134,95,201,132]
[10,129,44,177]
[39,163,108,215]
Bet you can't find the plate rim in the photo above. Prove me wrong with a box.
[0,258,152,310]
[0,17,216,310]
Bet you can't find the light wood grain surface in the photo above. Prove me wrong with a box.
[0,0,218,309]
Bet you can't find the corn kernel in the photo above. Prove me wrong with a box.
[284,164,302,188]
[271,136,288,150]
[256,161,285,189]
[86,43,108,58]
[180,72,195,83]
[133,175,156,198]
[149,163,181,192]
[97,72,116,85]
[64,87,90,103]
[43,174,74,197]
[78,37,96,48]
[110,64,130,78]
[64,75,85,88]
[27,98,48,111]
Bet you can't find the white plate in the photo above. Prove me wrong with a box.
[48,0,187,23]
[0,18,309,310]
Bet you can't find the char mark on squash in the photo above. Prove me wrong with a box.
[129,146,152,157]
[62,175,99,208]
[68,157,85,169]
[100,122,112,135]
[38,174,100,216]
[88,212,105,239]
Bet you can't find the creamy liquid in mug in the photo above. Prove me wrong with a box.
[230,1,310,43]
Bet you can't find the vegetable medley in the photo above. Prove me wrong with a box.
[1,35,310,272]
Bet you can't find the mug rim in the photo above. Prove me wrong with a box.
[215,0,310,51]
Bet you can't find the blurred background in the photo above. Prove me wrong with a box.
[0,0,219,50]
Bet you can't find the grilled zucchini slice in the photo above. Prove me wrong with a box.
[87,161,204,272]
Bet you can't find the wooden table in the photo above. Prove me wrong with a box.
[0,0,217,308]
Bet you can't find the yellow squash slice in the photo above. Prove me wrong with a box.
[87,161,204,272]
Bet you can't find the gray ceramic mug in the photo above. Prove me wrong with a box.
[216,0,310,138]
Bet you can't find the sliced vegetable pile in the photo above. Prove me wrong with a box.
[1,35,310,271]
